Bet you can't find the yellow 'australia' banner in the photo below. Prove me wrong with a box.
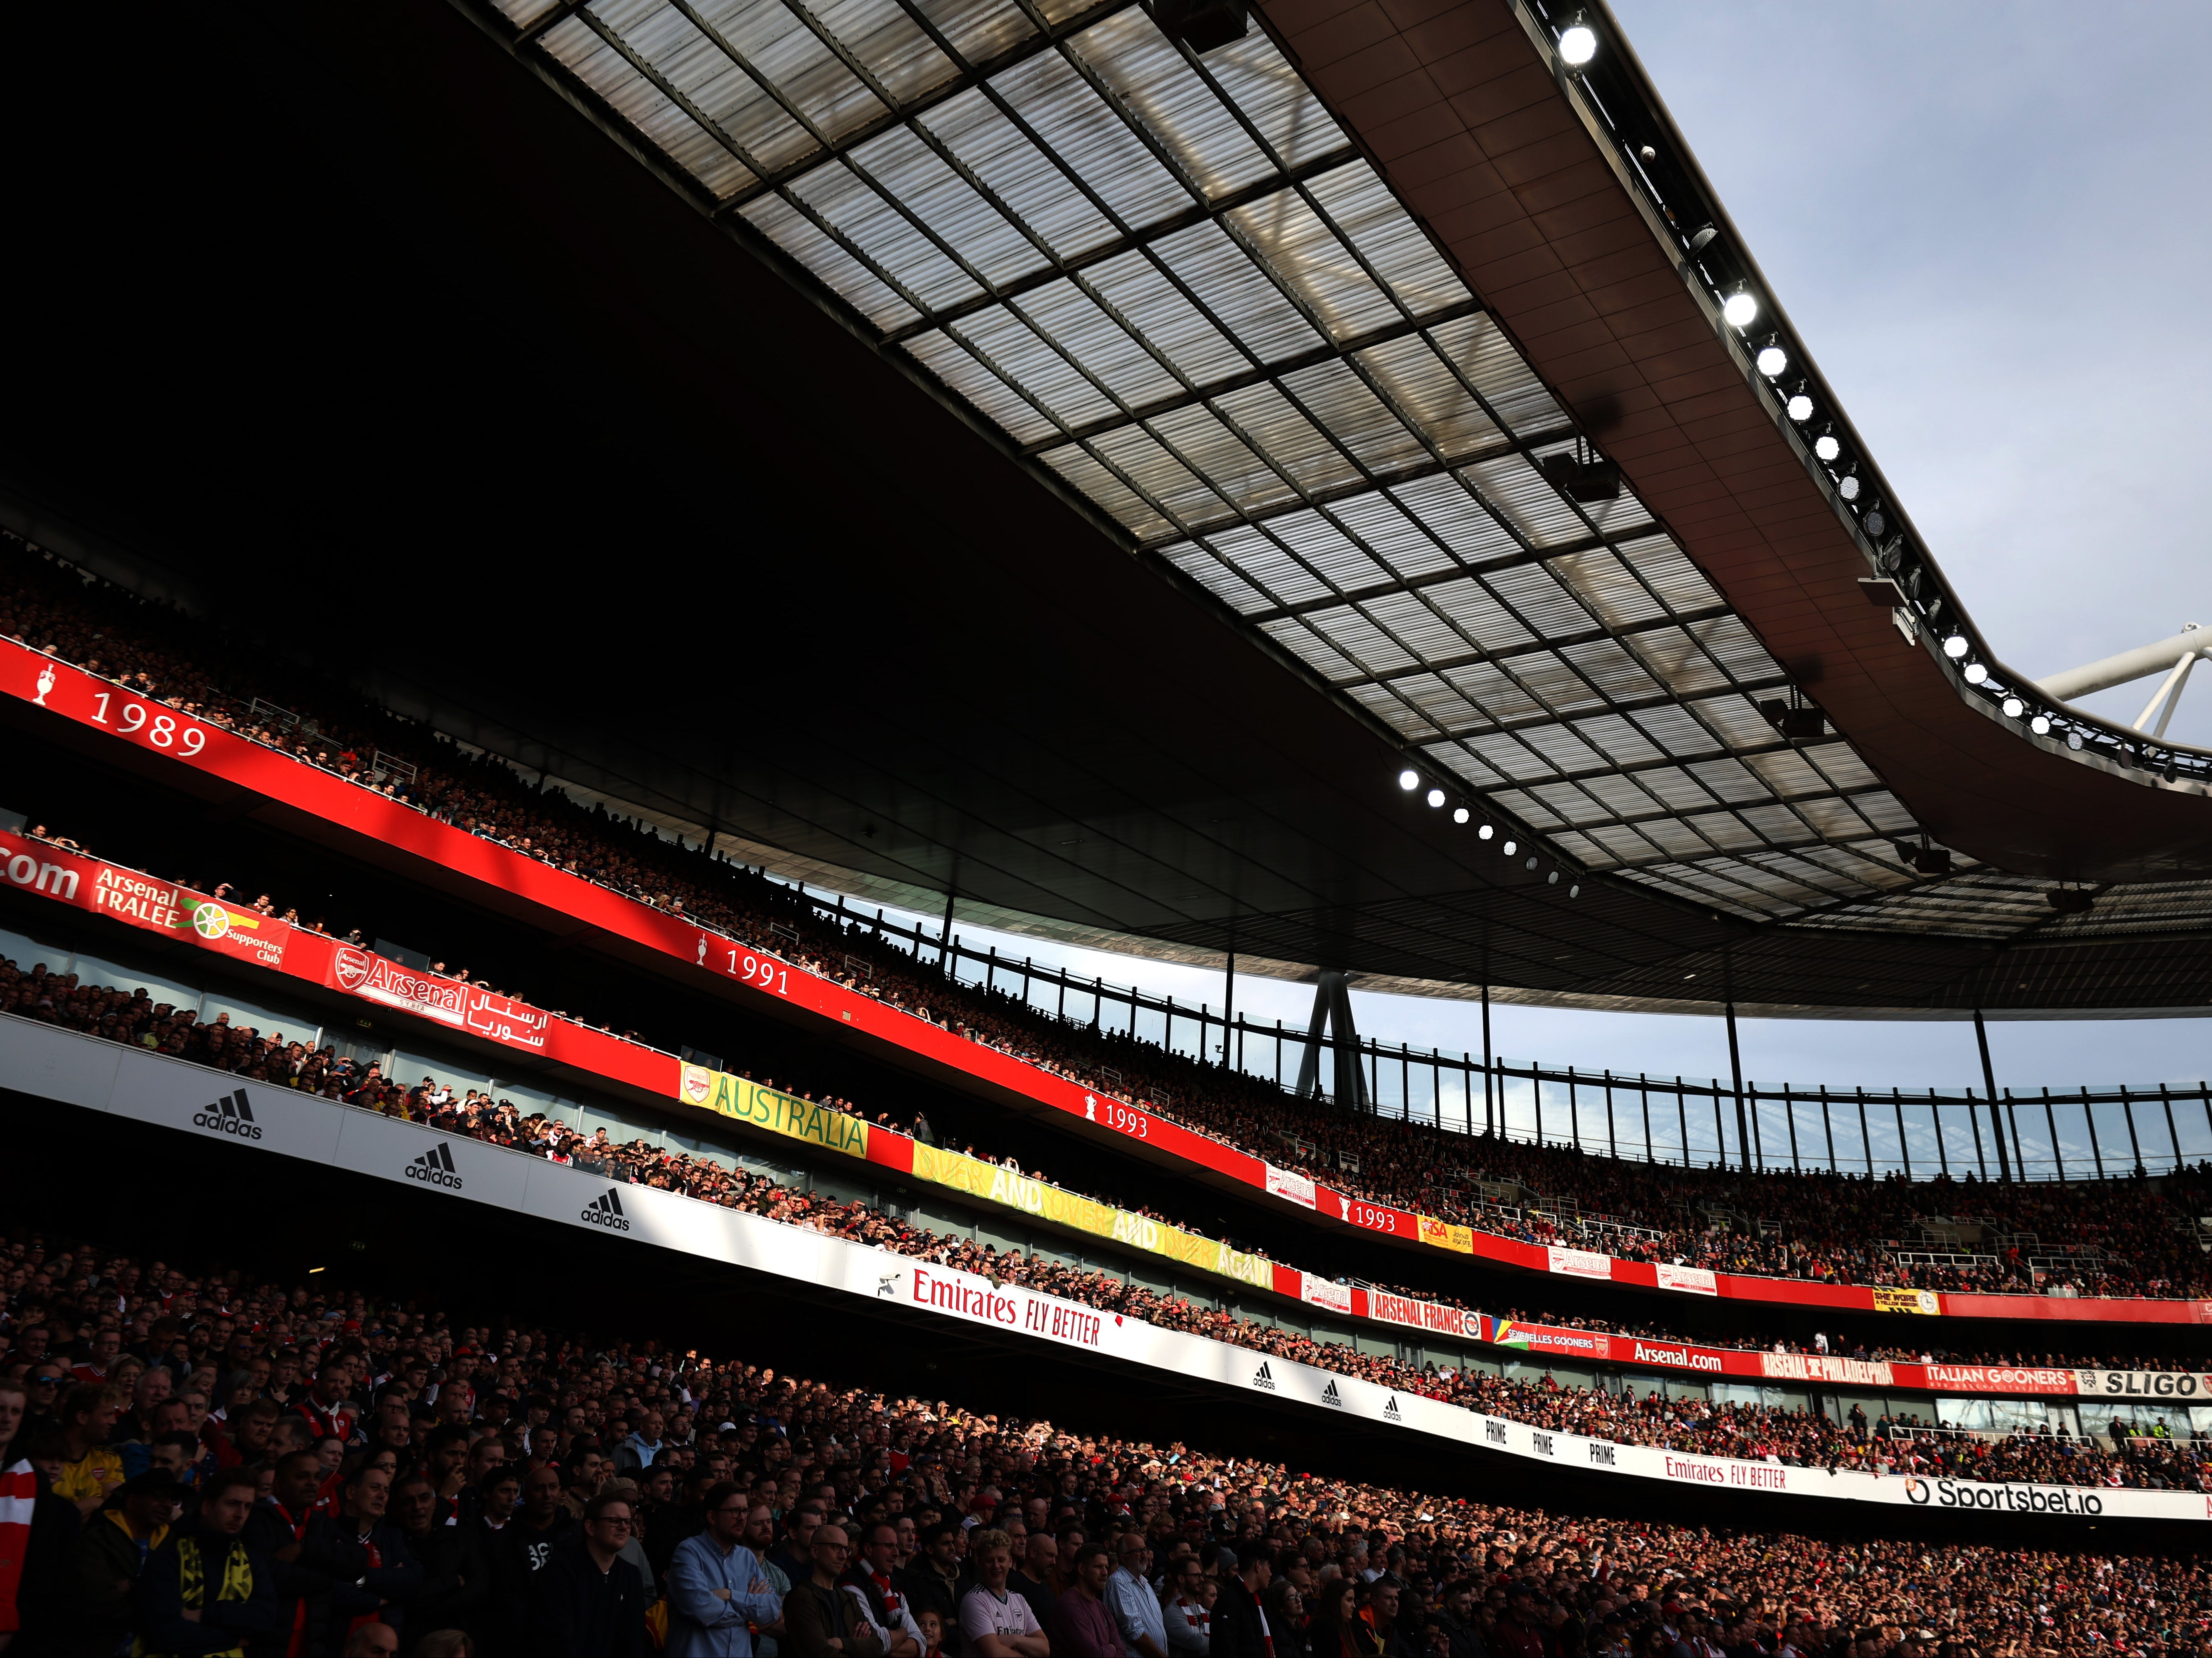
[676,1064,870,1160]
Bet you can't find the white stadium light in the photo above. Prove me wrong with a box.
[2001,696,2025,718]
[1559,24,1596,65]
[1814,435,1840,462]
[1426,787,1446,808]
[1786,394,1814,422]
[2030,715,2052,736]
[1943,635,1969,658]
[1478,824,1494,840]
[1839,475,1861,500]
[1756,346,1787,377]
[1964,663,1988,685]
[1722,292,1758,328]
[1501,839,1517,856]
[1398,769,1420,790]
[1453,806,1470,823]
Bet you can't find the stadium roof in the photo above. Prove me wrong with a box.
[7,0,2212,1012]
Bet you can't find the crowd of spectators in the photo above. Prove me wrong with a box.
[5,1231,2212,1658]
[8,945,2207,1503]
[5,535,2211,1304]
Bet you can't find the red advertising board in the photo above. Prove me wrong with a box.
[4,636,2207,1329]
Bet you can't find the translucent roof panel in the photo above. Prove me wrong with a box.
[489,0,1966,926]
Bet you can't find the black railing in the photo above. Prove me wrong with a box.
[791,889,2212,1186]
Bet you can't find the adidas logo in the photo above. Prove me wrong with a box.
[1320,1380,1344,1409]
[581,1187,631,1231]
[191,1089,263,1141]
[1382,1395,1403,1421]
[1251,1361,1276,1392]
[404,1142,463,1190]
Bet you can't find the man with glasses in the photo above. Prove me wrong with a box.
[843,1520,924,1658]
[529,1489,651,1654]
[668,1480,784,1656]
[788,1524,885,1658]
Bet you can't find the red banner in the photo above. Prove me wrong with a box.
[0,831,294,970]
[5,636,2210,1328]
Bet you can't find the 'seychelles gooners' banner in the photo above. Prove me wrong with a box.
[5,1015,2204,1526]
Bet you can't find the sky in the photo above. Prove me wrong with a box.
[820,11,2212,1104]
[1611,0,2212,739]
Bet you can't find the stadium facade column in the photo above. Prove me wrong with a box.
[1974,1008,2013,1181]
[938,885,956,972]
[1222,949,1236,1067]
[1724,949,1750,1170]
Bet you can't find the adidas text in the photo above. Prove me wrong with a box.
[582,1189,631,1231]
[192,1091,262,1141]
[404,1143,463,1189]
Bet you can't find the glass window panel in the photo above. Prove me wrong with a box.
[988,47,1192,231]
[1549,548,1665,629]
[1207,381,1362,498]
[786,158,982,312]
[811,0,962,104]
[1019,279,1187,407]
[1425,576,1534,651]
[848,123,1043,288]
[1069,10,1275,199]
[1201,519,1330,604]
[604,0,815,173]
[1463,452,1588,548]
[1482,562,1593,637]
[1160,543,1269,613]
[1258,615,1360,680]
[1616,534,1719,613]
[1305,161,1470,317]
[1627,628,1731,697]
[1387,473,1513,569]
[693,0,889,143]
[1305,604,1416,675]
[912,0,1038,68]
[1143,403,1297,514]
[1266,513,1388,592]
[919,87,1121,261]
[543,15,757,199]
[1192,30,1346,171]
[1226,184,1399,341]
[1559,638,1664,703]
[1037,442,1165,537]
[1149,219,1322,364]
[1447,313,1561,437]
[1081,250,1246,383]
[1443,659,1543,724]
[957,303,1123,427]
[743,189,919,328]
[902,328,1060,443]
[1353,332,1503,461]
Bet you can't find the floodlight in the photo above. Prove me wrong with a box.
[1786,394,1813,422]
[1943,635,1969,658]
[1756,346,1787,377]
[1722,291,1757,328]
[1453,806,1470,824]
[1559,24,1596,64]
[2067,732,2084,750]
[1502,839,1517,856]
[1964,663,1988,685]
[1569,884,1581,898]
[1864,508,1888,538]
[1814,435,1840,462]
[2030,715,2051,736]
[1478,824,1494,840]
[1398,769,1419,790]
[1426,787,1446,808]
[2001,697,2024,718]
[1839,475,1861,500]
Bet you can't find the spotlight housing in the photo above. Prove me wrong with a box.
[1398,769,1420,791]
[1722,291,1757,328]
[1756,345,1787,377]
[1453,806,1470,824]
[1558,23,1596,64]
[1814,434,1840,462]
[1964,663,1988,685]
[1688,224,1718,254]
[1942,635,1969,658]
[1502,840,1517,856]
[1478,824,1494,840]
[2030,715,2052,736]
[2001,697,2025,719]
[1786,394,1814,422]
[1538,451,1622,502]
[1426,787,1446,808]
[1839,474,1861,501]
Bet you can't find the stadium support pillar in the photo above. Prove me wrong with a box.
[939,887,956,973]
[1293,972,1369,1113]
[1725,998,1750,1171]
[1974,1008,2012,1181]
[1481,981,1493,1135]
[1221,951,1235,1066]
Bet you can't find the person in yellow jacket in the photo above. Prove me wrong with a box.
[132,1465,288,1657]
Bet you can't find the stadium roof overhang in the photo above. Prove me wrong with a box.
[6,0,2212,1014]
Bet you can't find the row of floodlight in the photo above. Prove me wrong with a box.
[1547,7,2211,791]
[1395,768,1581,897]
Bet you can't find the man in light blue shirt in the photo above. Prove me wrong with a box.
[618,1409,667,1476]
[669,1480,785,1657]
[1106,1535,1170,1658]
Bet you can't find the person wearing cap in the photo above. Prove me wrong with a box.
[1106,1533,1169,1658]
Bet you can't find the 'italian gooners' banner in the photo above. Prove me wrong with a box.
[0,830,292,969]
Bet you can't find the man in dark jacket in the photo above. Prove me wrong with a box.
[245,1446,369,1653]
[528,1489,649,1657]
[1210,1544,1275,1658]
[786,1524,885,1658]
[133,1464,290,1657]
[395,1469,489,1639]
[312,1461,424,1651]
